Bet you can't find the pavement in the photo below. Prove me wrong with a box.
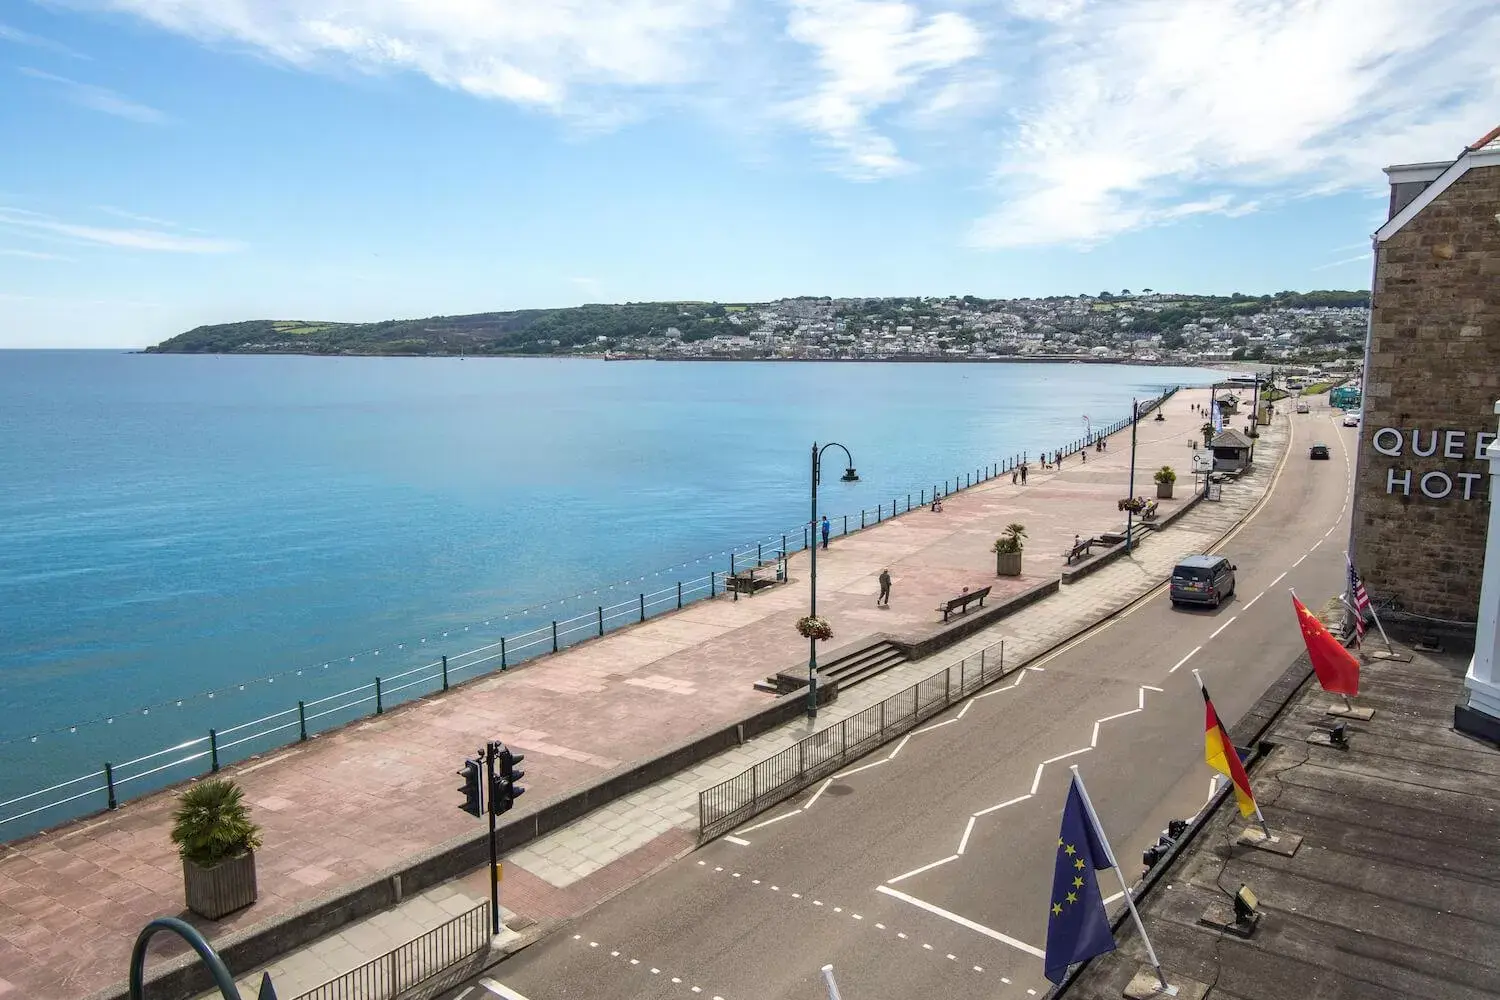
[1059,641,1500,1000]
[426,395,1353,1000]
[0,385,1249,1000]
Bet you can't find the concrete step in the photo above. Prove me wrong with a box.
[768,640,907,694]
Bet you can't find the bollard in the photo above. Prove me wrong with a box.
[441,655,449,692]
[731,553,737,603]
[501,636,507,670]
[782,534,788,562]
[1001,638,1005,670]
[598,606,605,636]
[804,525,809,550]
[104,761,117,810]
[980,647,986,682]
[711,571,716,597]
[298,700,308,740]
[758,542,763,564]
[639,593,646,622]
[920,488,925,505]
[843,514,848,535]
[877,503,881,523]
[966,473,971,487]
[677,581,683,609]
[375,676,383,714]
[209,729,219,772]
[861,509,866,529]
[907,493,911,511]
[552,620,559,653]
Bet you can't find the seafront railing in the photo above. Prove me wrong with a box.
[0,388,1178,838]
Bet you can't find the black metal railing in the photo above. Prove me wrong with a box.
[288,901,490,1000]
[698,636,1008,841]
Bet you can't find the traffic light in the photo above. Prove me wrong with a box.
[491,744,526,815]
[457,758,483,817]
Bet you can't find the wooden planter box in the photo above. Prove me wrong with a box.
[1156,482,1174,499]
[183,851,258,920]
[995,551,1022,577]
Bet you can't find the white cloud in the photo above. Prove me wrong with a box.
[19,68,169,124]
[1313,252,1372,272]
[784,0,983,178]
[0,247,73,261]
[0,207,243,253]
[969,0,1500,248]
[0,20,90,59]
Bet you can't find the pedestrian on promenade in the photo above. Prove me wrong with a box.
[821,515,831,549]
[878,568,892,606]
[1021,463,1028,485]
[1081,449,1086,463]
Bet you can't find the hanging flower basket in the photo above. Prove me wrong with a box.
[796,615,834,641]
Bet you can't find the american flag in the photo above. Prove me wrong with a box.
[1348,558,1372,642]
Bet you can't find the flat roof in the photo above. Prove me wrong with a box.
[1057,644,1500,999]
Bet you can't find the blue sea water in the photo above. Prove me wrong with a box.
[0,351,1226,837]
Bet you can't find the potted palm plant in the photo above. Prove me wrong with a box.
[171,778,262,920]
[1154,466,1177,499]
[1201,422,1215,448]
[992,523,1026,576]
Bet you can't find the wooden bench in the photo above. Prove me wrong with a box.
[1140,500,1160,522]
[937,586,991,622]
[1066,538,1098,564]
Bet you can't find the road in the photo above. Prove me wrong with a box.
[450,401,1357,1000]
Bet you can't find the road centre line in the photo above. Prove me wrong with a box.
[1269,571,1287,587]
[972,794,1032,817]
[1243,591,1263,609]
[889,855,960,884]
[876,885,1046,959]
[1169,646,1201,674]
[1293,554,1307,567]
[1311,538,1322,550]
[957,816,977,855]
[1209,616,1237,639]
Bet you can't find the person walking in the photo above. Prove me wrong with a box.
[1021,463,1028,485]
[820,514,831,550]
[1012,469,1019,485]
[877,568,892,607]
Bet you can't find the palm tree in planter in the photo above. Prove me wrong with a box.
[171,779,262,920]
[1154,465,1177,499]
[1201,422,1216,449]
[992,523,1027,577]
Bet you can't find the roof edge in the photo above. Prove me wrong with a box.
[1376,145,1500,242]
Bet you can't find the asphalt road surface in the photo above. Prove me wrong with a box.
[452,402,1357,1000]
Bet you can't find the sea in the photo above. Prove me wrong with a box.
[0,351,1228,838]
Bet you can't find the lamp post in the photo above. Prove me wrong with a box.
[1125,398,1139,553]
[130,916,279,1000]
[808,441,858,719]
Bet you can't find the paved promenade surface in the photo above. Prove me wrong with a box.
[0,387,1249,1000]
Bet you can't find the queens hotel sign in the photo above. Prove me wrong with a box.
[1373,425,1496,500]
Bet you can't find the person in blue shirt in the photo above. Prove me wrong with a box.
[820,515,831,549]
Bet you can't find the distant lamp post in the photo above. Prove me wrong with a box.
[130,916,279,1000]
[808,442,858,719]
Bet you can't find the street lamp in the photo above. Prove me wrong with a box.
[130,916,279,1000]
[808,441,858,719]
[1125,398,1139,553]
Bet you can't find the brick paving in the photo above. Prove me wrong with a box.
[1,387,1241,1000]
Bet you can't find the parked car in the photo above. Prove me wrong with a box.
[1296,401,1311,414]
[1309,443,1330,460]
[1342,412,1360,427]
[1170,554,1236,608]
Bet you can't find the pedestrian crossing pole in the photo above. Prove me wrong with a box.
[821,964,844,1000]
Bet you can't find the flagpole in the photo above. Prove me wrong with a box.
[1069,766,1173,994]
[1345,553,1393,651]
[820,965,843,1000]
[1191,670,1272,838]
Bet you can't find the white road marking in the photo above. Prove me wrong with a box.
[957,816,977,855]
[972,794,1032,817]
[1141,684,1164,693]
[914,718,959,735]
[456,988,475,1000]
[1270,571,1287,587]
[1090,721,1102,747]
[1095,709,1140,725]
[1169,645,1202,674]
[1103,891,1125,905]
[1029,762,1046,794]
[1324,526,1335,537]
[738,810,801,833]
[724,835,750,846]
[877,885,1046,958]
[876,923,886,929]
[956,699,976,720]
[1042,747,1091,765]
[834,759,886,779]
[1244,591,1263,609]
[889,734,914,758]
[480,979,532,1000]
[1027,666,1046,672]
[1293,554,1307,567]
[1209,616,1238,639]
[889,855,960,884]
[804,778,834,809]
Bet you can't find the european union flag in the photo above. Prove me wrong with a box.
[1043,774,1116,984]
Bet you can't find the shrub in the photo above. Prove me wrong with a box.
[171,779,262,868]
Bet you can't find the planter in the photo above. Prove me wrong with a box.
[1156,482,1174,499]
[995,550,1022,577]
[183,851,258,920]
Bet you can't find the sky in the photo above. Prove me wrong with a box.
[1,1,1497,348]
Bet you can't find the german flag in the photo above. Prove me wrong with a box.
[1200,681,1258,818]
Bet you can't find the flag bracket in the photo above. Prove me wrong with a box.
[1325,700,1375,721]
[1196,900,1261,939]
[1123,966,1203,999]
[1235,827,1303,856]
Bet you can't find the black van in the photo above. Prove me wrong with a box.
[1170,555,1236,608]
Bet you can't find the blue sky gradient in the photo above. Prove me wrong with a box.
[1,0,1496,347]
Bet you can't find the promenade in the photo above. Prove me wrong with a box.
[0,387,1244,999]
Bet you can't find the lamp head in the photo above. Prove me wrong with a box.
[841,467,859,482]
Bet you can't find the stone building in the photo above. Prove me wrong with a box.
[1351,126,1500,637]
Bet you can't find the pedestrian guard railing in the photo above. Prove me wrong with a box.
[288,900,490,1000]
[699,636,1010,841]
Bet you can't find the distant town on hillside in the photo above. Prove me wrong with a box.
[146,289,1370,364]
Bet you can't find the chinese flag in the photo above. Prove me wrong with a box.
[1293,594,1360,697]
